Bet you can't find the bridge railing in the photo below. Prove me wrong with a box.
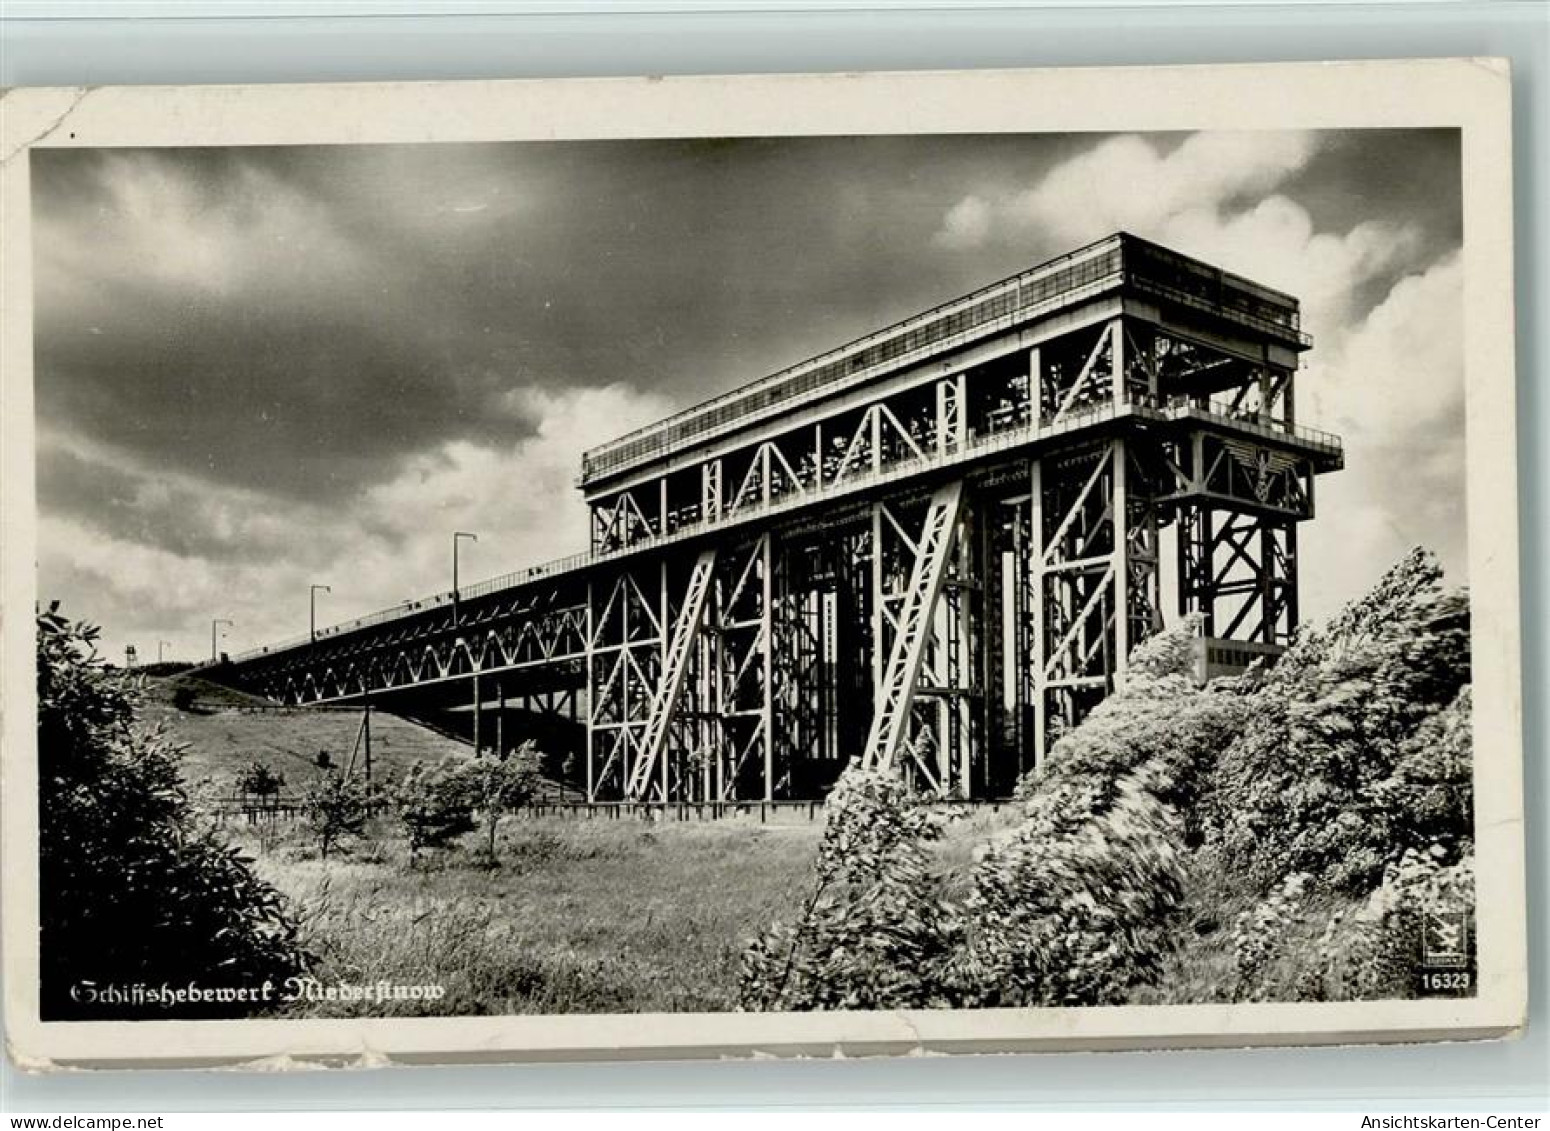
[458,550,594,601]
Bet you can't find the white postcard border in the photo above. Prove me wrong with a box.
[0,59,1524,1068]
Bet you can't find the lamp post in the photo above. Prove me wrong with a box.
[211,618,232,663]
[310,583,332,643]
[452,531,478,624]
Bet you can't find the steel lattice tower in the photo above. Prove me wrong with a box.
[212,234,1343,802]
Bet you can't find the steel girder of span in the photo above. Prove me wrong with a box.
[209,413,1332,802]
[207,236,1342,803]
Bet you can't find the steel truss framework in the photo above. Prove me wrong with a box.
[218,249,1342,802]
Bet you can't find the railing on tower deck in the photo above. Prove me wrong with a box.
[1176,397,1342,456]
[224,392,1340,669]
[579,235,1130,484]
[580,233,1310,485]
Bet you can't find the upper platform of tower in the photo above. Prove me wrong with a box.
[578,232,1311,494]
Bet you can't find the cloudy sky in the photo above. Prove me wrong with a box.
[31,129,1464,664]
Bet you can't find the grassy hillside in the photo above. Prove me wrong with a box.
[141,671,276,710]
[140,678,476,797]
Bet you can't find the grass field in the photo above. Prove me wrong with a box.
[148,674,1029,1015]
[235,814,822,1015]
[226,801,1026,1016]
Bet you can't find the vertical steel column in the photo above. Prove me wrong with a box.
[935,372,966,454]
[949,519,976,797]
[702,459,723,523]
[761,534,774,801]
[660,559,671,800]
[1029,457,1047,770]
[496,679,505,759]
[1026,346,1041,419]
[472,671,482,755]
[619,572,631,793]
[585,579,596,801]
[1285,523,1300,635]
[1112,438,1130,670]
[1111,321,1126,409]
[870,504,884,702]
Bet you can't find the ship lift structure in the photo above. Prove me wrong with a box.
[205,233,1343,803]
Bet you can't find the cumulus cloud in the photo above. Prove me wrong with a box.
[35,152,362,308]
[1155,198,1421,350]
[934,131,1421,349]
[1298,254,1467,612]
[34,133,1464,661]
[37,384,673,663]
[930,129,1463,621]
[1006,131,1318,250]
[357,382,674,593]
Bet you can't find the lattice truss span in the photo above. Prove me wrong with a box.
[212,234,1343,801]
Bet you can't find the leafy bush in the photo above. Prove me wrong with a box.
[37,607,309,1020]
[742,619,1248,1011]
[236,760,285,806]
[1247,846,1477,1004]
[741,764,963,1010]
[1323,846,1475,1000]
[744,551,1475,1011]
[1203,549,1470,892]
[1188,549,1475,1002]
[455,740,543,863]
[1230,872,1314,999]
[301,769,374,859]
[957,616,1247,1006]
[392,756,478,865]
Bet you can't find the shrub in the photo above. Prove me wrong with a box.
[742,618,1244,1012]
[1203,549,1471,892]
[1230,872,1314,999]
[959,618,1247,1006]
[301,768,373,859]
[236,760,285,807]
[454,740,543,863]
[392,757,477,865]
[740,764,963,1011]
[36,607,309,1020]
[739,552,1475,1010]
[1294,846,1475,1002]
[1194,550,1475,1000]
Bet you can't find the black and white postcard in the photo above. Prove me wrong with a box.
[0,60,1526,1067]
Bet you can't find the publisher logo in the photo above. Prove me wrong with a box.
[1420,907,1469,969]
[1416,906,1473,997]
